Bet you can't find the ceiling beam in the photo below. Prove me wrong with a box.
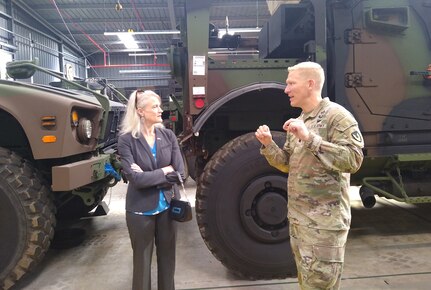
[58,29,179,35]
[30,3,169,10]
[31,1,269,11]
[77,40,170,46]
[46,17,174,25]
[88,48,168,53]
[46,15,268,25]
[13,0,83,53]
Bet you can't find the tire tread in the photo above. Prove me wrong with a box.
[0,148,56,290]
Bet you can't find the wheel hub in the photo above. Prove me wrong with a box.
[240,175,289,243]
[255,193,287,225]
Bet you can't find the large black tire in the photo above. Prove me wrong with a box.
[0,148,56,290]
[196,132,296,279]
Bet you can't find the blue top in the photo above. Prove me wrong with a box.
[133,140,169,216]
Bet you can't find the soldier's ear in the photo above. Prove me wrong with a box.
[307,79,315,90]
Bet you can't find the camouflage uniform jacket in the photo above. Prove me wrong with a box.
[261,98,364,230]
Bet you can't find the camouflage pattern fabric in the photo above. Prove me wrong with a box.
[261,98,364,231]
[290,224,348,290]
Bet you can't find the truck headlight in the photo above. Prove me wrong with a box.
[77,118,93,143]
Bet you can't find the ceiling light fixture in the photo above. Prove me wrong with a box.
[117,33,139,49]
[128,52,168,57]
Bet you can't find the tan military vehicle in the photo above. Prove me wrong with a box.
[0,59,126,289]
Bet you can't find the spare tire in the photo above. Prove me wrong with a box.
[0,148,56,289]
[196,132,296,279]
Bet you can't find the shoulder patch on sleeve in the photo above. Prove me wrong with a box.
[351,131,362,143]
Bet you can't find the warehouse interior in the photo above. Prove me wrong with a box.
[2,1,431,290]
[0,0,292,97]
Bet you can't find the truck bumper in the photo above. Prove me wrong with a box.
[51,154,111,191]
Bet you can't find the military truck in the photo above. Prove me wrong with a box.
[169,0,431,280]
[0,60,125,289]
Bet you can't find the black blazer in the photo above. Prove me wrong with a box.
[118,127,185,213]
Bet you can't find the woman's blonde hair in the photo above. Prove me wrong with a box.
[120,89,163,138]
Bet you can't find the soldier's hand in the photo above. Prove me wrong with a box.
[255,125,272,146]
[283,118,310,141]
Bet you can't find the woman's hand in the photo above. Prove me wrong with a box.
[131,163,143,173]
[161,165,174,175]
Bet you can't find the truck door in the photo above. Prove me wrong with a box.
[331,0,431,153]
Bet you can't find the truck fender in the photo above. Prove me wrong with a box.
[192,82,286,133]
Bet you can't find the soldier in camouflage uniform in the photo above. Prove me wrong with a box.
[255,62,364,289]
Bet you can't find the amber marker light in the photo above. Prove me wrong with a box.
[42,135,57,143]
[71,110,79,126]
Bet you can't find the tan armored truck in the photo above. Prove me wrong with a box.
[0,59,126,289]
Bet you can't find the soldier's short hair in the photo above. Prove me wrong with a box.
[288,62,325,92]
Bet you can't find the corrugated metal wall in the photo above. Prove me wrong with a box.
[64,46,87,80]
[13,24,60,84]
[0,0,173,93]
[0,17,7,43]
[0,0,85,84]
[0,1,11,49]
[87,53,172,93]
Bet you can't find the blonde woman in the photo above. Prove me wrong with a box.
[118,89,184,290]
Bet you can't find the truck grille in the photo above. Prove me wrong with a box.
[100,105,125,150]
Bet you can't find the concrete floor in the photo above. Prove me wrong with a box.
[12,179,431,290]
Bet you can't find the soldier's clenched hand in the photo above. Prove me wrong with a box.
[255,125,273,146]
[283,118,310,141]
